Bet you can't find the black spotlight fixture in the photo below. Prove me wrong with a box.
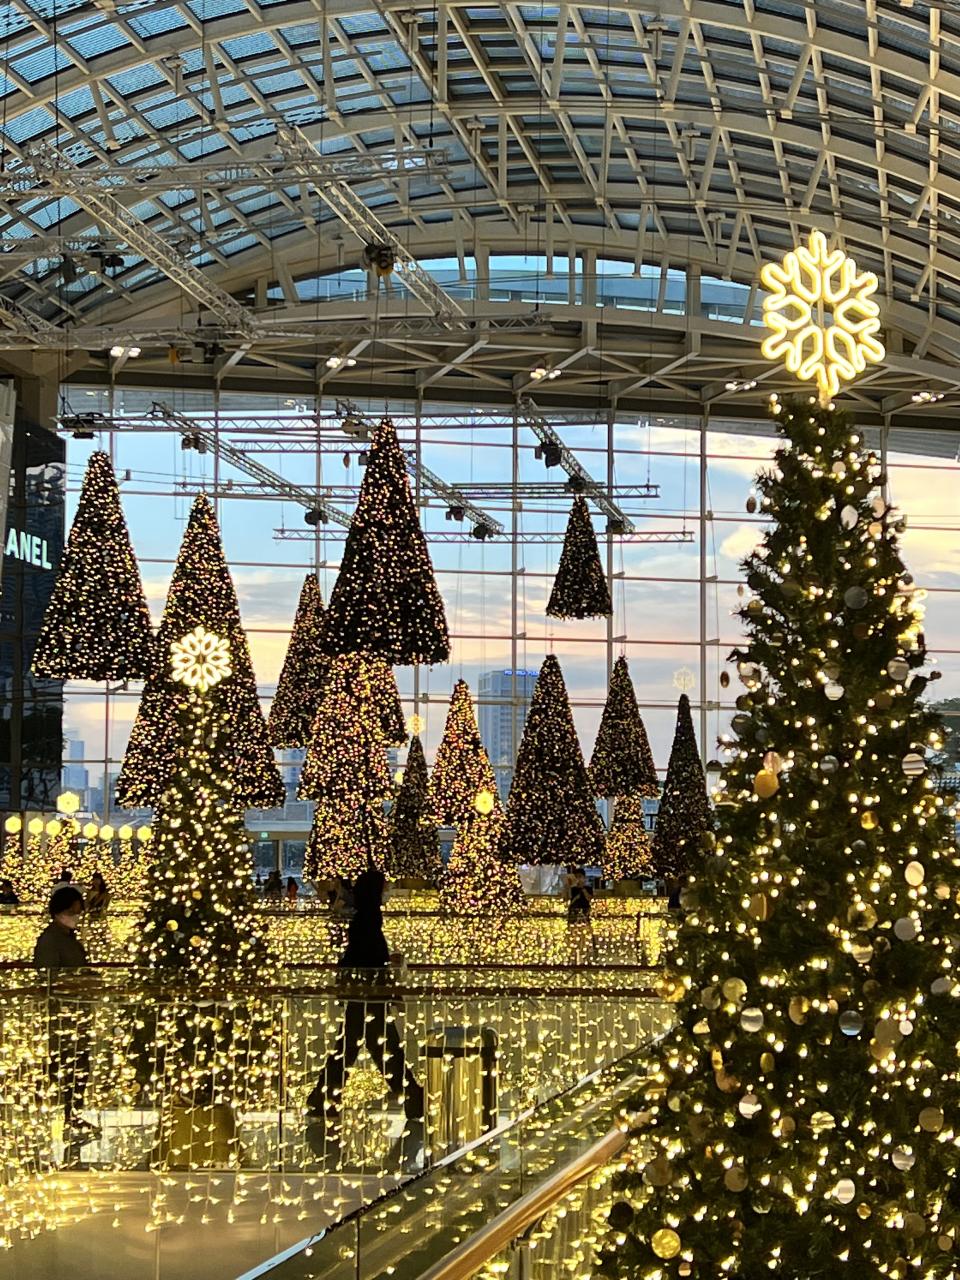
[471,522,492,541]
[446,505,465,523]
[304,507,327,526]
[565,474,586,494]
[358,450,369,467]
[606,517,626,536]
[543,443,562,468]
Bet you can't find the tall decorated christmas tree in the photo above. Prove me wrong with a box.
[430,679,501,827]
[500,655,605,866]
[440,805,523,915]
[388,736,441,881]
[269,573,327,749]
[650,694,710,879]
[300,654,391,880]
[131,627,276,1162]
[546,496,612,620]
[323,418,449,665]
[598,396,960,1279]
[135,628,267,977]
[117,495,284,811]
[32,451,155,680]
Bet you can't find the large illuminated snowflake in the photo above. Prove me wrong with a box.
[170,625,232,694]
[760,229,885,400]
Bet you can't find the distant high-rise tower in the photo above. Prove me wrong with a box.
[478,669,538,800]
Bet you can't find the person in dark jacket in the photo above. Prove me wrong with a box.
[306,869,424,1126]
[34,886,99,1142]
[0,878,19,905]
[34,885,88,969]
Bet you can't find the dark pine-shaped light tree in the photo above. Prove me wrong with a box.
[388,736,441,881]
[440,806,523,916]
[430,679,501,827]
[300,654,391,880]
[546,496,612,620]
[500,655,605,866]
[117,495,283,811]
[323,418,449,665]
[269,573,327,749]
[591,656,659,799]
[33,451,155,680]
[593,657,658,879]
[650,693,710,879]
[598,395,960,1280]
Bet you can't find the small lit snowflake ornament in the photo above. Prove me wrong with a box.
[170,625,232,694]
[760,229,885,402]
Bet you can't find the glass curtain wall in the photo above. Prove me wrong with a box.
[48,386,960,849]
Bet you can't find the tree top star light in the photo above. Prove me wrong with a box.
[760,229,884,403]
[170,626,231,693]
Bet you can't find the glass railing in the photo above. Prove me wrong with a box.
[0,968,669,1256]
[244,1045,651,1280]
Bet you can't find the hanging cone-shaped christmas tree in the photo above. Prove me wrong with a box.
[598,396,960,1278]
[323,418,449,665]
[440,807,523,915]
[590,656,659,799]
[372,658,407,748]
[500,655,605,866]
[116,495,283,811]
[269,573,327,749]
[430,679,501,827]
[32,451,155,680]
[300,654,391,880]
[650,693,710,879]
[388,736,441,881]
[546,496,612,620]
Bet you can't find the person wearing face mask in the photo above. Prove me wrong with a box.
[33,886,99,1143]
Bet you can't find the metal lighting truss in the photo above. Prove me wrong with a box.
[4,146,448,198]
[274,527,693,545]
[0,309,553,352]
[285,126,467,322]
[149,402,352,529]
[29,149,257,337]
[334,399,503,534]
[518,397,636,533]
[0,293,62,344]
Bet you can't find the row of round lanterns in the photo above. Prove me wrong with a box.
[3,791,151,842]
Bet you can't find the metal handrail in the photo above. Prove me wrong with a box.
[415,1128,626,1280]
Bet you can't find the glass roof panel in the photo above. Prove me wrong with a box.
[64,21,130,60]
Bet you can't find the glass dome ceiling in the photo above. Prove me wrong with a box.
[2,0,960,421]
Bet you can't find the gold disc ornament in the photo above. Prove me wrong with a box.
[650,1229,682,1260]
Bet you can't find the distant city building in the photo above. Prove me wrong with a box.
[62,729,89,797]
[478,669,538,800]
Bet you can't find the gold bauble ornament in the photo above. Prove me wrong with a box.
[650,1229,682,1260]
[860,810,878,830]
[748,892,770,921]
[189,934,202,947]
[165,920,179,932]
[919,1107,944,1133]
[753,769,779,799]
[724,1166,748,1192]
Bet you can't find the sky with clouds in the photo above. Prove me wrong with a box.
[58,397,960,786]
